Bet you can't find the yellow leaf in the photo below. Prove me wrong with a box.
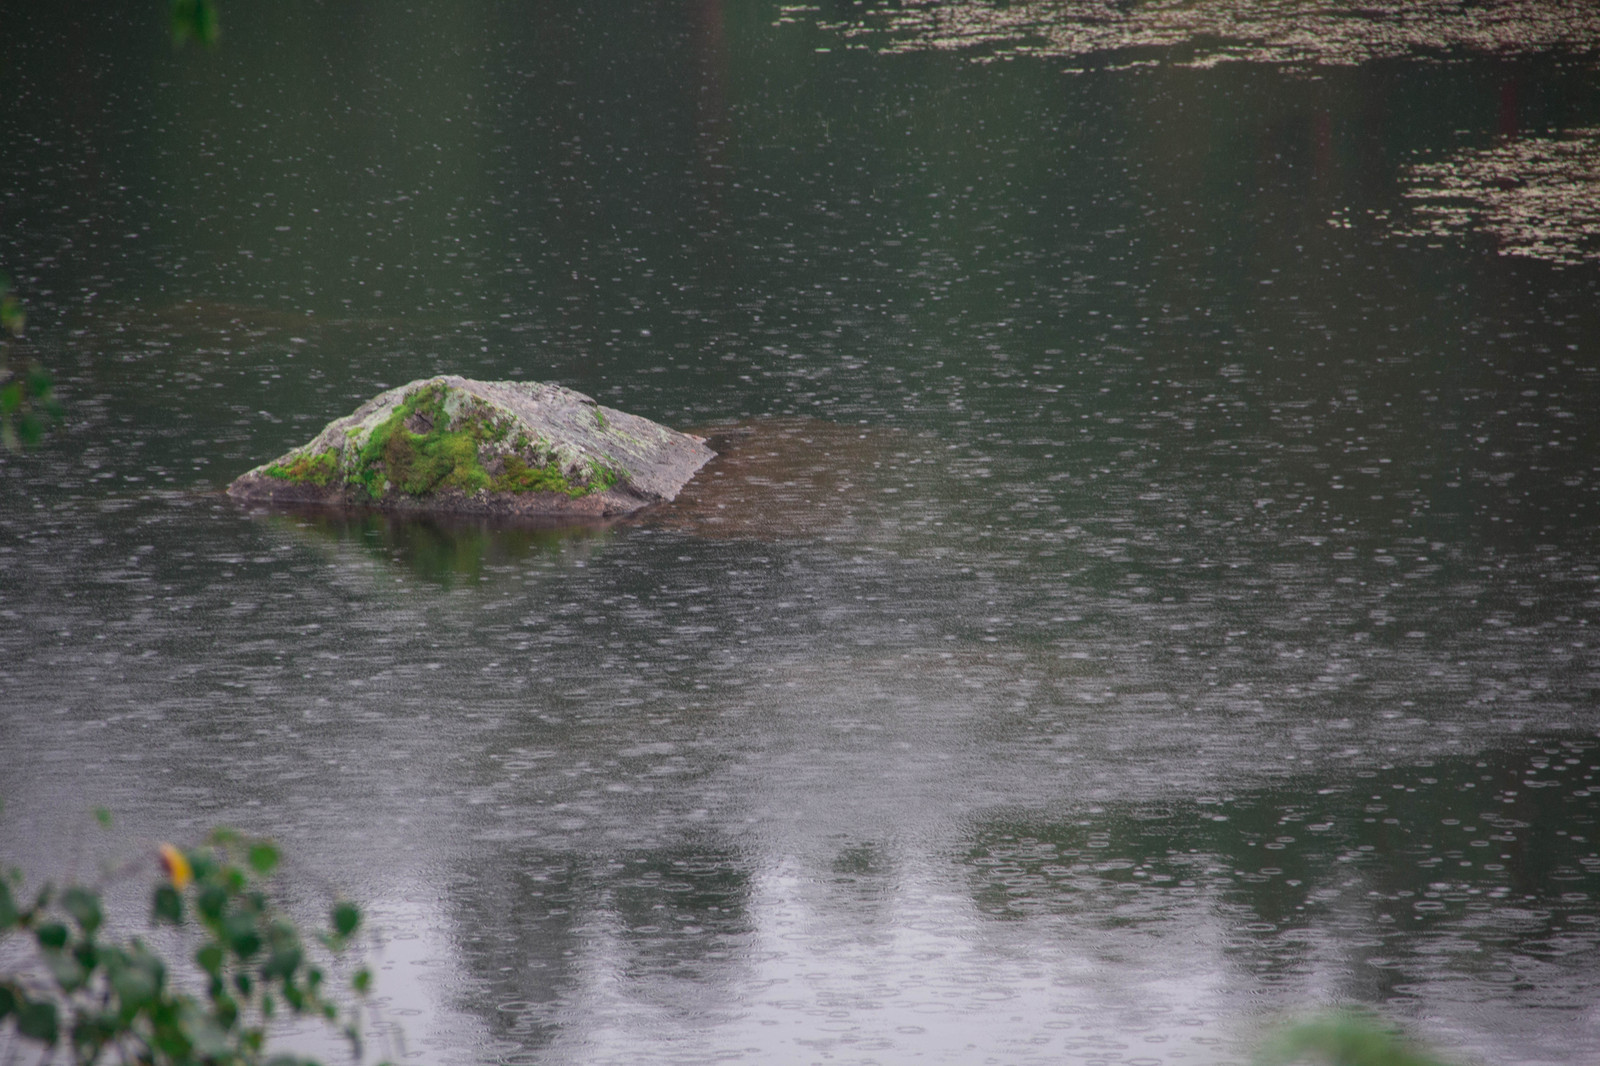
[159,843,193,889]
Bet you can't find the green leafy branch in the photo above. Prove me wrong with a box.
[0,274,60,453]
[1,826,384,1066]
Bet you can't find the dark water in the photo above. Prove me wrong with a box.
[4,3,1600,1063]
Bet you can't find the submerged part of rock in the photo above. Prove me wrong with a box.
[227,376,716,519]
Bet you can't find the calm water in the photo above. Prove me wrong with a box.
[4,3,1600,1064]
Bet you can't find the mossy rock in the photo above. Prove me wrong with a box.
[227,376,715,519]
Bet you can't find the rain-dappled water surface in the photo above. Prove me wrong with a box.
[4,2,1600,1063]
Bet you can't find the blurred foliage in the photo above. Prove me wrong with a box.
[0,823,384,1066]
[1257,1010,1464,1066]
[3,0,219,452]
[1,278,25,338]
[0,362,62,453]
[171,0,220,46]
[0,275,61,452]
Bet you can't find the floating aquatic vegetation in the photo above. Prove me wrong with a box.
[1396,128,1600,266]
[814,0,1600,68]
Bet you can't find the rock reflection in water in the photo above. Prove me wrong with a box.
[261,508,612,586]
[815,0,1600,68]
[247,415,938,581]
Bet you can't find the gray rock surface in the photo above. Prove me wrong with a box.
[227,376,715,519]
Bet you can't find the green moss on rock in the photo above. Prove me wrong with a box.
[490,454,621,497]
[265,382,611,501]
[230,375,716,519]
[264,451,338,486]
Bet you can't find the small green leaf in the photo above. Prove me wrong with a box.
[70,1010,118,1052]
[262,944,302,981]
[224,911,262,958]
[247,841,280,875]
[196,942,224,977]
[232,931,265,960]
[24,364,51,396]
[351,967,372,994]
[214,991,239,1029]
[96,944,129,970]
[331,900,360,939]
[45,951,87,992]
[16,997,58,1044]
[197,883,227,922]
[188,852,218,882]
[152,883,183,925]
[62,885,102,935]
[35,922,68,950]
[109,955,163,1010]
[93,807,112,828]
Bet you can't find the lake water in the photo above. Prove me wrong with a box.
[4,3,1600,1064]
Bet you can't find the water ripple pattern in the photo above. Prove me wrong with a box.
[4,3,1600,1064]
